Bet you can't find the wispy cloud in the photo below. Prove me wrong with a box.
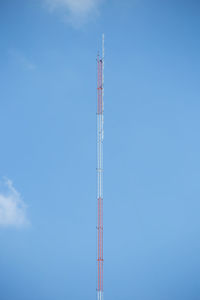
[0,179,29,228]
[44,0,103,26]
[8,49,36,71]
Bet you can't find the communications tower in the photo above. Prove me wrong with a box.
[97,34,104,300]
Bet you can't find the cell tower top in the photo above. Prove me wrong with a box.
[102,34,104,92]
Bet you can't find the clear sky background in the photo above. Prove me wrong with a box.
[0,0,200,299]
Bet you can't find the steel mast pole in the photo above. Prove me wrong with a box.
[97,34,104,300]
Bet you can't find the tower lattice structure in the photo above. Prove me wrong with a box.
[97,34,104,300]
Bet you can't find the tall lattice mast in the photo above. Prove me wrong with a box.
[97,34,104,300]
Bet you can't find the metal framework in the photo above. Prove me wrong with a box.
[97,34,104,300]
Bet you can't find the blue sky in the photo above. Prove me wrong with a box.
[0,0,200,299]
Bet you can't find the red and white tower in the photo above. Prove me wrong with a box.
[97,34,104,300]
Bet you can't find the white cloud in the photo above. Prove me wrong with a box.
[44,0,102,26]
[0,179,29,228]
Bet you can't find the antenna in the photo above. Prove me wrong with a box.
[102,33,104,90]
[96,35,104,300]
